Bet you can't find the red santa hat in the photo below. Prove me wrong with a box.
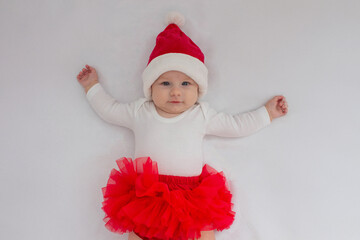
[142,12,208,99]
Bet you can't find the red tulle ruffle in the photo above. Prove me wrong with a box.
[101,157,235,240]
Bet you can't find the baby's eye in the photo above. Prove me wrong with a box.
[161,81,170,86]
[182,81,191,86]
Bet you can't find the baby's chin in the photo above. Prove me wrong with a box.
[165,107,187,115]
[168,103,193,111]
[160,105,192,115]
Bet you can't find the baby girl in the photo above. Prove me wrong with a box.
[77,12,288,240]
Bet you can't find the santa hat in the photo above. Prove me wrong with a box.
[142,12,208,99]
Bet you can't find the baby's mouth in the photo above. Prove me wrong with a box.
[169,101,182,103]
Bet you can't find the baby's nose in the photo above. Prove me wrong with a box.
[170,87,181,96]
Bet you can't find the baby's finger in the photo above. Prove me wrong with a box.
[87,65,95,72]
[277,95,284,101]
[279,97,286,105]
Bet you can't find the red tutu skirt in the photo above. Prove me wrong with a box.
[101,157,235,240]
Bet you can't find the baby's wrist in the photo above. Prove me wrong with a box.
[85,80,99,93]
[265,106,273,122]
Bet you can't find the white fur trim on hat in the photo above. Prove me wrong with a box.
[142,53,208,99]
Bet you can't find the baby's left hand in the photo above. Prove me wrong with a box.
[265,96,288,122]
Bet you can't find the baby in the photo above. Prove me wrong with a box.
[77,12,288,240]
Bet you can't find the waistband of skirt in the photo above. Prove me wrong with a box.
[158,174,200,185]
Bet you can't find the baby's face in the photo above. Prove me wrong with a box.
[151,71,199,118]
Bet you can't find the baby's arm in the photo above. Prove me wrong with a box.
[204,96,288,137]
[76,65,144,129]
[204,104,271,138]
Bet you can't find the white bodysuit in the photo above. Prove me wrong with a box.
[86,83,271,176]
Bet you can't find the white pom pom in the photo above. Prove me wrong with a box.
[166,11,185,27]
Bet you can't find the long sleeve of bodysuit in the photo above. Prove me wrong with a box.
[85,83,146,130]
[201,102,271,137]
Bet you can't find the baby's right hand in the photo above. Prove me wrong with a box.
[77,65,99,93]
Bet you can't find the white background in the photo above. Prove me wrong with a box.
[1,0,359,239]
